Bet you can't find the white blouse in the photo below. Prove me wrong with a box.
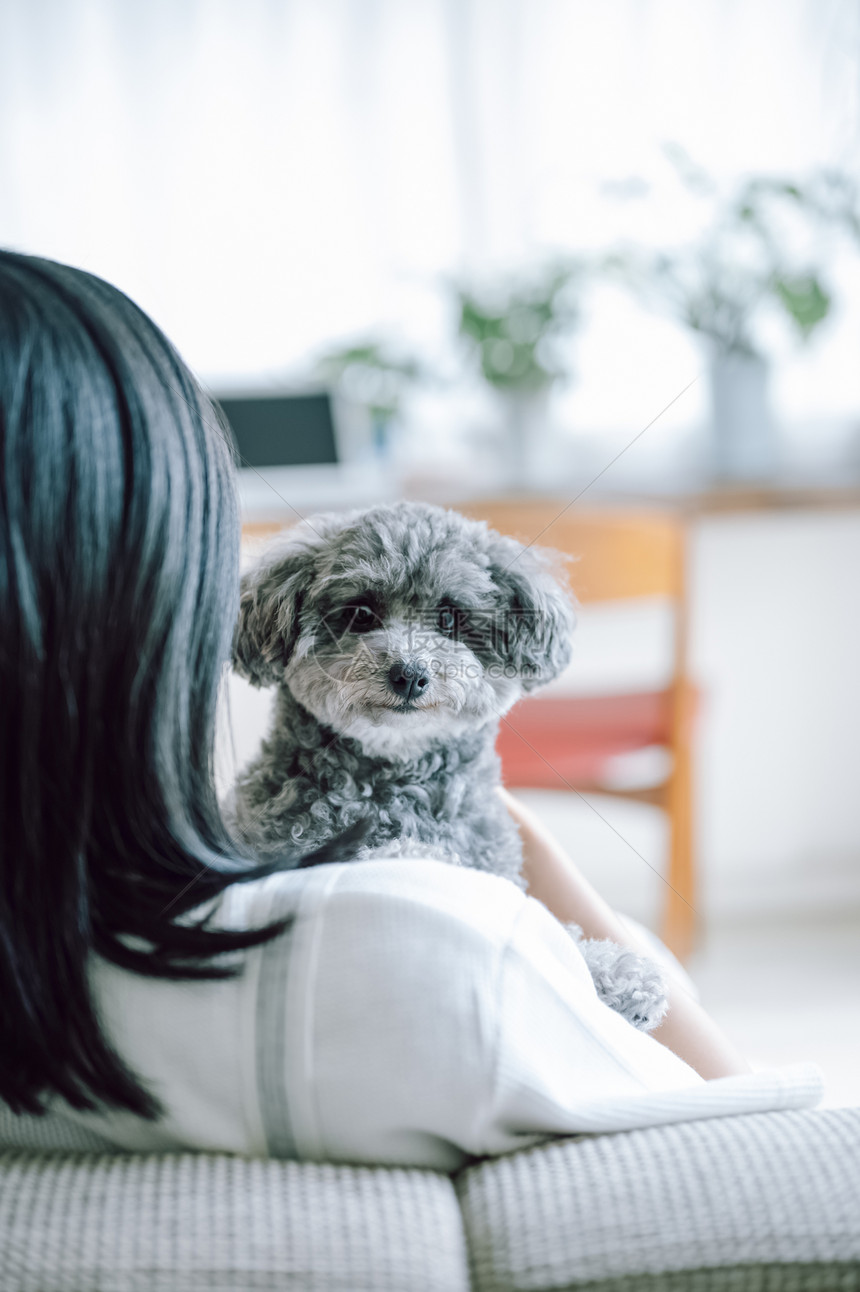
[1,859,822,1169]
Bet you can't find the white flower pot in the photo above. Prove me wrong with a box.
[708,351,776,481]
[495,385,552,490]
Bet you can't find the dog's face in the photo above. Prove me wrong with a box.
[234,502,575,759]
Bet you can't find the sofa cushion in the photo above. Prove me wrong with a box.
[456,1108,860,1291]
[0,1151,469,1292]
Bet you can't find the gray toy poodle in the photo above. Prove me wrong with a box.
[231,501,667,1031]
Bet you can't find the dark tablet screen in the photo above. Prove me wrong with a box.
[216,393,338,468]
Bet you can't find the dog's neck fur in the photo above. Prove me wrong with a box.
[269,686,497,785]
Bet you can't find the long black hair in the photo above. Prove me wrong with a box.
[0,251,348,1119]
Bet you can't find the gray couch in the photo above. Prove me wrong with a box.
[2,1108,859,1291]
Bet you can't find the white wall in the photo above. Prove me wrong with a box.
[692,510,860,916]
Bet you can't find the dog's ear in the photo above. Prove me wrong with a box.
[486,531,576,693]
[233,523,326,687]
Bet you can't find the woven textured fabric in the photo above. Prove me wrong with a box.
[457,1109,860,1291]
[554,1265,860,1291]
[0,1152,469,1292]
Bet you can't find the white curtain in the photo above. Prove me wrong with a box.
[1,0,858,444]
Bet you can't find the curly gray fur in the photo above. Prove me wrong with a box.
[232,686,525,882]
[231,500,667,1031]
[566,924,669,1033]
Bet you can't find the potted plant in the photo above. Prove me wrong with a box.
[454,261,585,488]
[608,152,860,480]
[315,339,424,461]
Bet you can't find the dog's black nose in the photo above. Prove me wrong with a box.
[388,659,430,702]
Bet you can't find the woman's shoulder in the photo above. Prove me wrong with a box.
[216,856,529,945]
[70,858,535,1163]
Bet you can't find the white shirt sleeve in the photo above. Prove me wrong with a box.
[256,860,823,1171]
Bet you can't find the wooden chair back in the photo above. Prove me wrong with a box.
[454,500,686,605]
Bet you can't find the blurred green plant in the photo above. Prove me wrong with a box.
[607,148,860,358]
[315,339,424,425]
[454,261,585,391]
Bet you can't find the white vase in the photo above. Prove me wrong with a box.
[494,385,552,490]
[708,351,776,482]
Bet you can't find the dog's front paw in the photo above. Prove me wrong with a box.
[565,924,668,1032]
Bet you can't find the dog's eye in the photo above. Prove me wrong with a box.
[437,602,490,651]
[344,603,378,634]
[437,605,460,636]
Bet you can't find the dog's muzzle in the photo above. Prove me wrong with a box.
[387,657,430,703]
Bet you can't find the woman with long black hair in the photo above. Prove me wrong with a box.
[0,250,814,1167]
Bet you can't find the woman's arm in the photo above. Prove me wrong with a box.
[499,788,751,1080]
